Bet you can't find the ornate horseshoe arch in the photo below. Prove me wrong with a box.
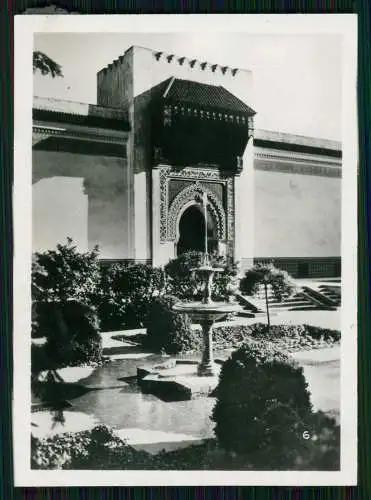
[167,183,226,241]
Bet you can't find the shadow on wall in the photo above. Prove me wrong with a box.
[32,150,131,259]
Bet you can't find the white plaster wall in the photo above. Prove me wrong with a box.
[254,170,341,257]
[32,150,132,259]
[32,177,88,253]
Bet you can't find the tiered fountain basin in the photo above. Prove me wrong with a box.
[137,301,242,401]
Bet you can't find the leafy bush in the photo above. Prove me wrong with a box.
[164,251,239,302]
[97,262,166,331]
[32,238,100,305]
[32,301,102,373]
[298,411,340,470]
[239,263,296,300]
[31,424,165,470]
[212,340,340,469]
[240,405,340,470]
[212,323,340,352]
[31,425,125,469]
[32,239,101,338]
[212,341,313,457]
[144,295,200,354]
[303,324,341,343]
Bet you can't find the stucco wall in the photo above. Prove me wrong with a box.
[32,150,132,259]
[33,177,88,253]
[254,169,341,258]
[97,49,134,110]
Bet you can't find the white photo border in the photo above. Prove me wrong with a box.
[13,13,358,487]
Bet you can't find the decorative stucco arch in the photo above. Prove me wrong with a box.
[167,183,226,241]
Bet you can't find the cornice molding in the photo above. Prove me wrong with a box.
[254,147,342,178]
[32,124,128,146]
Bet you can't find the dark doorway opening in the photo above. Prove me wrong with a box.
[176,205,217,257]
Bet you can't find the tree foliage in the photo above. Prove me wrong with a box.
[97,262,166,331]
[32,238,100,306]
[31,239,102,372]
[240,263,296,300]
[164,251,239,302]
[33,51,63,78]
[239,263,297,328]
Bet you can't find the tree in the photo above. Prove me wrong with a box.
[239,263,296,332]
[33,51,63,78]
[32,239,103,374]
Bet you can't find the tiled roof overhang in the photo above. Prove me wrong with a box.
[162,77,256,116]
[149,77,256,119]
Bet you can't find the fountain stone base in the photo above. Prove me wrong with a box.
[137,359,222,401]
[136,260,242,402]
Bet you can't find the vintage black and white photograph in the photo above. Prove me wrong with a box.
[13,15,357,486]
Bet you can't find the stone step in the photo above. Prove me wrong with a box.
[268,301,313,309]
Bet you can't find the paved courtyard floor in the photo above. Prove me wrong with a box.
[32,309,341,454]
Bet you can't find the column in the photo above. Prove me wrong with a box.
[197,318,217,376]
[234,136,255,274]
[152,166,174,267]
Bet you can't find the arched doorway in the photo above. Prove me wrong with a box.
[176,204,217,256]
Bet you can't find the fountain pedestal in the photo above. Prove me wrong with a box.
[197,319,217,376]
[136,257,242,401]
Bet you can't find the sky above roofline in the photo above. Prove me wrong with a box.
[33,33,343,141]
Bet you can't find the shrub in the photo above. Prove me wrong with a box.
[239,263,296,300]
[33,301,102,373]
[303,324,341,343]
[144,295,200,354]
[164,251,239,302]
[32,239,101,338]
[31,425,125,469]
[97,262,166,331]
[300,411,340,470]
[212,323,340,352]
[240,405,340,470]
[212,341,313,457]
[31,424,163,470]
[32,238,100,305]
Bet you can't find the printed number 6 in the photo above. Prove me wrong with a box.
[302,431,311,440]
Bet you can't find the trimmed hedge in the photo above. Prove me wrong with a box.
[144,295,199,355]
[141,321,340,356]
[212,341,313,456]
[212,323,341,352]
[212,341,340,469]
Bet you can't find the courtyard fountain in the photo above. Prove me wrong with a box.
[137,192,242,400]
